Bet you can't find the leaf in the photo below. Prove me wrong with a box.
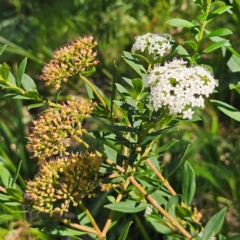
[0,63,10,81]
[212,5,232,15]
[33,225,86,236]
[203,40,229,53]
[8,71,16,85]
[11,161,22,187]
[122,51,146,76]
[204,28,233,39]
[210,99,240,122]
[115,83,131,97]
[6,188,23,201]
[0,163,13,188]
[166,194,182,211]
[16,57,27,87]
[21,74,37,91]
[226,52,240,73]
[229,82,240,95]
[0,214,14,224]
[0,45,7,55]
[175,205,193,218]
[132,78,143,95]
[182,161,196,206]
[201,208,227,239]
[145,215,173,234]
[165,144,190,178]
[104,145,118,163]
[118,221,133,240]
[105,201,149,213]
[184,41,197,51]
[27,102,45,110]
[153,139,178,155]
[0,193,12,202]
[166,18,195,28]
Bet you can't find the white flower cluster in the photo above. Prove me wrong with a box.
[131,33,174,56]
[148,59,218,119]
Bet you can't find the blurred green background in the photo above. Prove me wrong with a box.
[0,0,240,239]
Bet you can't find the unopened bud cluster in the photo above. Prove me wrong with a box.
[24,152,102,216]
[131,33,174,56]
[27,97,96,162]
[148,59,218,119]
[41,35,98,89]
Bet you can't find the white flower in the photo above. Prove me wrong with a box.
[131,33,174,56]
[148,59,218,119]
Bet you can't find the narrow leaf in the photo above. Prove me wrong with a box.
[0,45,7,55]
[132,78,143,95]
[182,161,196,206]
[204,28,233,39]
[0,163,13,188]
[27,102,45,110]
[16,57,27,87]
[211,99,240,122]
[105,201,149,213]
[21,74,37,91]
[203,40,228,53]
[11,161,22,187]
[0,63,10,81]
[201,208,227,239]
[166,18,194,28]
[118,221,133,240]
[104,145,118,163]
[6,188,23,201]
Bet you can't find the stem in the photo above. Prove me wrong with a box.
[54,216,98,235]
[190,0,212,66]
[102,178,131,237]
[129,176,194,239]
[145,159,176,196]
[79,200,102,237]
[79,74,108,110]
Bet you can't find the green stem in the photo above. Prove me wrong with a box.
[133,214,151,240]
[79,200,102,237]
[190,0,212,66]
[79,74,108,110]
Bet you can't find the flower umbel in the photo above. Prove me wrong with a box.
[131,33,174,56]
[24,152,102,217]
[27,97,96,162]
[148,59,218,119]
[41,35,98,89]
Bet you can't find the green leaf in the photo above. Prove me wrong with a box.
[27,102,46,110]
[8,71,16,85]
[166,194,182,211]
[184,41,197,51]
[201,208,227,239]
[105,201,149,213]
[0,193,12,202]
[226,46,240,58]
[104,145,118,163]
[212,5,232,15]
[153,139,178,154]
[175,205,193,218]
[11,161,22,187]
[0,214,14,224]
[182,161,196,206]
[0,45,7,55]
[204,28,233,39]
[33,225,86,236]
[6,188,23,201]
[210,99,240,122]
[226,52,240,73]
[203,40,229,53]
[229,82,240,94]
[0,163,13,188]
[115,83,131,97]
[118,221,132,240]
[122,51,146,76]
[166,18,194,28]
[165,144,190,178]
[16,57,27,87]
[21,74,37,91]
[0,63,10,81]
[25,90,40,99]
[145,215,173,234]
[132,78,143,95]
[4,202,22,206]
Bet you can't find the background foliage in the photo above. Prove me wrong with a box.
[0,0,240,239]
